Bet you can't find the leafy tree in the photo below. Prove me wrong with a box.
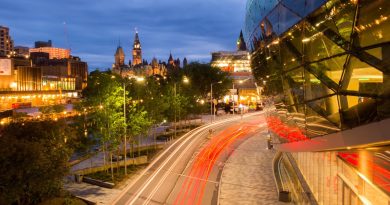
[0,120,73,205]
[183,62,232,100]
[82,70,152,176]
[83,71,125,180]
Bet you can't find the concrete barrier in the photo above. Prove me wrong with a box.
[73,155,148,175]
[82,177,115,189]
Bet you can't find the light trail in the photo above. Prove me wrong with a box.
[174,120,264,205]
[119,112,262,205]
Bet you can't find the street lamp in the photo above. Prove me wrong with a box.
[173,76,189,140]
[122,75,144,175]
[239,103,243,120]
[232,78,250,115]
[211,81,222,122]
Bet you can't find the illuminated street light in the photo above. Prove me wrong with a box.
[136,77,145,82]
[211,81,223,122]
[183,76,189,84]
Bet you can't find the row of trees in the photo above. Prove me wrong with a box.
[0,62,232,204]
[77,62,232,180]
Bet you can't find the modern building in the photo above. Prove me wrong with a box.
[0,31,87,112]
[211,31,260,109]
[0,55,88,112]
[211,50,251,73]
[34,40,52,48]
[0,26,14,57]
[245,0,390,204]
[13,46,30,58]
[30,44,70,60]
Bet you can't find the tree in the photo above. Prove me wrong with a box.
[83,70,125,180]
[183,62,232,100]
[82,70,152,177]
[0,120,73,205]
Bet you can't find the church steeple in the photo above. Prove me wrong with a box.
[237,30,247,51]
[132,30,142,66]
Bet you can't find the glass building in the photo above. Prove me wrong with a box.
[245,0,390,204]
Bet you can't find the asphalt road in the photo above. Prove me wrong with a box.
[111,112,265,205]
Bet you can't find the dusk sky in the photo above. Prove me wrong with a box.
[0,0,246,70]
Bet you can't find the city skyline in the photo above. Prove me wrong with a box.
[0,0,246,70]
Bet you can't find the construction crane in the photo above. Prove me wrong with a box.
[63,21,71,52]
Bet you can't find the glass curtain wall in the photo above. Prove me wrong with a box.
[246,0,390,142]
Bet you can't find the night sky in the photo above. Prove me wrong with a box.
[0,0,246,70]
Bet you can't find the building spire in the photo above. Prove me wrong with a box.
[132,29,142,66]
[237,30,247,51]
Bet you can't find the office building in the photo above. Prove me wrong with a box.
[0,26,14,57]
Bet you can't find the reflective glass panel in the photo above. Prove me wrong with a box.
[357,0,390,47]
[339,96,379,128]
[303,23,346,62]
[345,56,384,96]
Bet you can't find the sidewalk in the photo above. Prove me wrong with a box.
[65,113,242,204]
[219,130,286,205]
[70,114,238,173]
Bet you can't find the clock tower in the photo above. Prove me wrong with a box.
[132,31,142,66]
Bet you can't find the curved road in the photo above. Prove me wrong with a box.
[111,112,266,205]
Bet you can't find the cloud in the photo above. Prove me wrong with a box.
[0,0,246,70]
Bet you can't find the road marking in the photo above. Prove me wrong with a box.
[134,122,234,205]
[112,112,262,205]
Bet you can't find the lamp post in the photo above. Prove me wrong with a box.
[232,83,235,115]
[232,78,251,115]
[173,76,189,140]
[210,81,222,122]
[122,75,144,175]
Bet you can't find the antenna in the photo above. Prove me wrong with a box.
[63,21,71,52]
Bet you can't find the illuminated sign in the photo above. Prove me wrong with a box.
[0,59,11,75]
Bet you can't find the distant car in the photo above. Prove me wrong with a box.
[230,105,248,114]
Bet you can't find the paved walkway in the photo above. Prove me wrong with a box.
[64,181,121,205]
[64,113,254,204]
[219,131,286,205]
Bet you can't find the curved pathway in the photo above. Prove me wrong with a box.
[219,131,286,205]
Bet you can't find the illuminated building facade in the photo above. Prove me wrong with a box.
[245,0,390,204]
[211,50,251,73]
[0,26,14,57]
[13,46,29,58]
[211,31,260,108]
[0,55,87,112]
[29,47,70,59]
[132,32,142,66]
[113,31,167,78]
